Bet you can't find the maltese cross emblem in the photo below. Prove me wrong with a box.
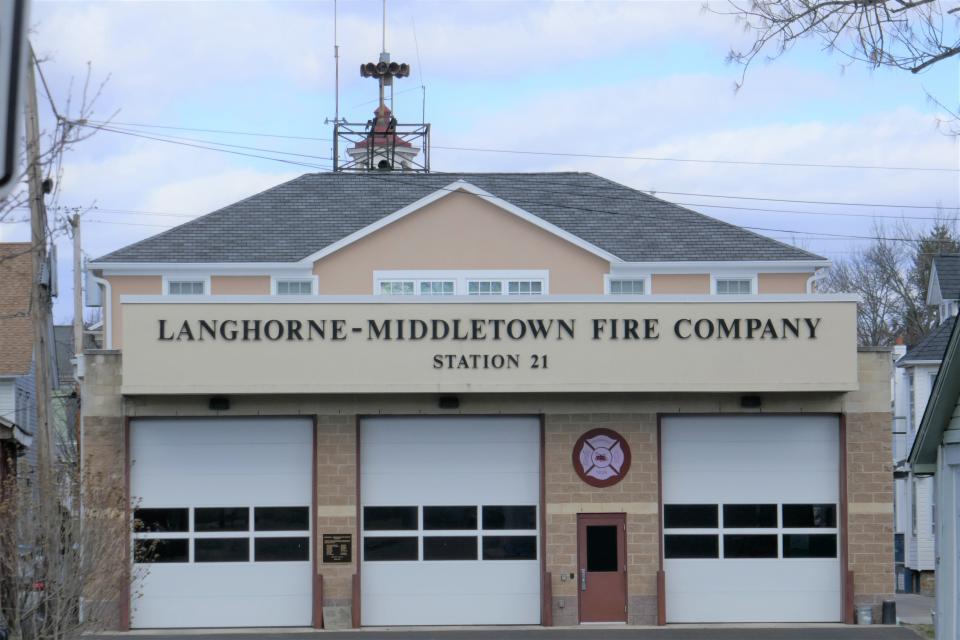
[572,428,632,487]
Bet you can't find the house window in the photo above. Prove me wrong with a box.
[167,280,205,295]
[15,388,28,429]
[419,281,455,296]
[911,478,918,536]
[468,281,503,296]
[715,278,753,295]
[507,280,543,295]
[276,280,313,295]
[609,279,645,295]
[907,371,916,433]
[379,281,415,296]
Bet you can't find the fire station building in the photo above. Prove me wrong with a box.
[81,171,892,629]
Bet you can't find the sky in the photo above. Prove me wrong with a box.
[4,0,959,322]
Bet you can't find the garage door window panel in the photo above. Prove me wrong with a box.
[723,534,778,559]
[254,506,309,531]
[723,504,777,528]
[483,505,536,530]
[782,504,837,528]
[134,508,189,533]
[364,536,419,561]
[664,504,717,528]
[134,539,189,564]
[482,535,537,560]
[782,534,837,558]
[195,538,250,563]
[195,507,249,532]
[664,534,719,559]
[423,506,477,530]
[424,536,479,561]
[363,506,418,531]
[255,537,310,562]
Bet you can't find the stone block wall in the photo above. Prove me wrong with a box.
[315,414,357,629]
[844,349,895,620]
[79,351,126,630]
[544,413,659,625]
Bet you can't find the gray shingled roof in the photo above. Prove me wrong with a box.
[933,255,960,300]
[94,172,824,264]
[899,316,957,366]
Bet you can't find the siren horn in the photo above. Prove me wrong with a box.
[398,63,411,77]
[376,61,389,74]
[388,62,400,74]
[362,62,377,77]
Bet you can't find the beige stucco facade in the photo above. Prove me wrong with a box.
[311,191,610,294]
[759,272,812,294]
[105,275,162,349]
[210,275,271,295]
[651,274,710,295]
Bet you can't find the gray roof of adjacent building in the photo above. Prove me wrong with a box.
[898,316,958,366]
[933,254,960,300]
[94,172,824,264]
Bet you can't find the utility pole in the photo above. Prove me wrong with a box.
[70,213,82,357]
[24,44,54,489]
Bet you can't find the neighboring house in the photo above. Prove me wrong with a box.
[893,255,960,595]
[52,326,81,463]
[0,244,57,484]
[909,314,960,639]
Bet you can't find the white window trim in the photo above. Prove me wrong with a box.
[270,275,319,295]
[603,273,650,295]
[372,270,550,296]
[162,274,211,296]
[710,273,758,295]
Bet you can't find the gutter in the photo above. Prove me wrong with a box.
[89,274,112,349]
[806,267,828,294]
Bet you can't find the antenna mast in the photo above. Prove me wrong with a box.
[334,0,340,126]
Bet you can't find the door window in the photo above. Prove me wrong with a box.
[586,525,618,571]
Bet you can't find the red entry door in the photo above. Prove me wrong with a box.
[577,513,627,623]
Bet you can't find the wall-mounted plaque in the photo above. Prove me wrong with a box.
[322,534,352,563]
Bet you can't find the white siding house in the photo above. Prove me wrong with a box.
[910,315,960,639]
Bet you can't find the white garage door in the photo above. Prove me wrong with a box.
[662,415,841,623]
[129,418,313,628]
[360,416,540,626]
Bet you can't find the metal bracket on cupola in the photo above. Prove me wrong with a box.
[333,6,430,173]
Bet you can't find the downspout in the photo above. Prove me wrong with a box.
[89,274,112,350]
[806,267,828,294]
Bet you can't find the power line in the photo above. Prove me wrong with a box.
[82,119,959,174]
[75,121,960,211]
[651,189,960,211]
[429,144,960,174]
[102,123,334,162]
[76,122,333,171]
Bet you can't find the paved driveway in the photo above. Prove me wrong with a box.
[87,626,921,640]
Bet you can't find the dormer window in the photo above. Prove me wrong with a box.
[167,280,206,295]
[375,270,548,297]
[713,276,755,295]
[276,280,314,295]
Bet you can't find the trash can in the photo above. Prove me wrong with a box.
[856,604,874,625]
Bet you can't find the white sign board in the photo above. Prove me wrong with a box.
[120,298,859,395]
[0,0,28,200]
